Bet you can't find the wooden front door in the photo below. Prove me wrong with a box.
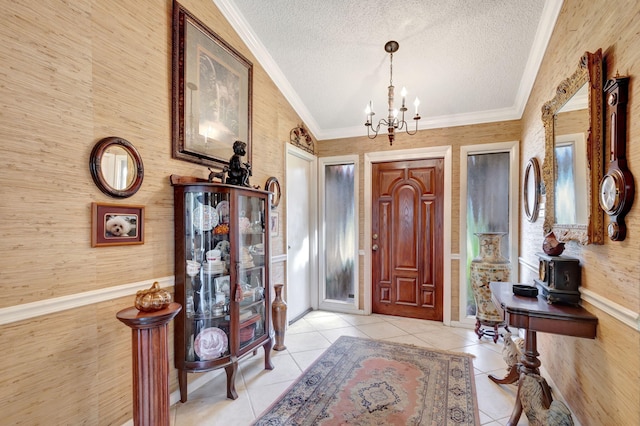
[372,159,444,320]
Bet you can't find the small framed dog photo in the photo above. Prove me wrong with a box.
[91,202,144,247]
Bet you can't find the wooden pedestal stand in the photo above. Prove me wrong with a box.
[117,303,181,426]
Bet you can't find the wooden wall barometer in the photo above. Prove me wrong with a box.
[599,76,634,240]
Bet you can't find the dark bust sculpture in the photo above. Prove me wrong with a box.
[226,140,251,187]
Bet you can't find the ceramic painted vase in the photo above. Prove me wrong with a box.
[470,232,510,322]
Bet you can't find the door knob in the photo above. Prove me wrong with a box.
[372,244,379,251]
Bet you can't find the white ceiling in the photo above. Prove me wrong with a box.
[213,0,563,141]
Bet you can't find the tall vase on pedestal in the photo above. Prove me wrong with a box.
[272,284,287,351]
[470,232,510,342]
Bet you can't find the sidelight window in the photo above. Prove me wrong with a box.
[460,143,519,321]
[319,156,359,312]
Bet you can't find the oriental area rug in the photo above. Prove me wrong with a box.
[253,336,480,425]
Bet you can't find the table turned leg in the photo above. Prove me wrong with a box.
[506,329,541,426]
[520,329,541,374]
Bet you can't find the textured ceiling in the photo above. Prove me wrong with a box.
[214,0,563,141]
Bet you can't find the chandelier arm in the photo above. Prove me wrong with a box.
[366,120,383,139]
[403,116,421,136]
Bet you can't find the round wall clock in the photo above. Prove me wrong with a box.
[599,171,622,214]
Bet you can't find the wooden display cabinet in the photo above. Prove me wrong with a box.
[171,177,273,402]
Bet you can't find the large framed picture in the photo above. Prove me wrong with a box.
[172,1,253,169]
[91,202,144,247]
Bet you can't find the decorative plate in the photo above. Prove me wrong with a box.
[194,327,228,360]
[193,205,218,231]
[216,200,230,223]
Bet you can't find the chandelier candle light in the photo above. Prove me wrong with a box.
[365,40,421,145]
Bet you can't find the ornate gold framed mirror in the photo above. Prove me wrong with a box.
[90,137,144,198]
[541,49,604,244]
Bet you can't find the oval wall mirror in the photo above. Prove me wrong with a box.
[524,157,541,222]
[90,137,144,198]
[264,177,281,208]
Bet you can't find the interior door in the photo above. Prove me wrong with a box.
[371,159,444,320]
[286,146,315,322]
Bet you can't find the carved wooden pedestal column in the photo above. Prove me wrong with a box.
[117,302,181,426]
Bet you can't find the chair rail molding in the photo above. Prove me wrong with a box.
[0,276,175,326]
[518,256,639,332]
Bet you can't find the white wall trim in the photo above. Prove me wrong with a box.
[518,257,640,332]
[364,145,453,325]
[0,256,291,327]
[580,289,640,332]
[0,276,175,326]
[213,0,321,138]
[518,255,538,273]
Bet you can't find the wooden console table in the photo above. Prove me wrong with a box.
[117,302,181,426]
[489,282,597,426]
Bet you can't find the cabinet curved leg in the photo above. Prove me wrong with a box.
[225,362,238,400]
[179,369,188,403]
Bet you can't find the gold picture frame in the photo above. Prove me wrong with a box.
[172,1,253,169]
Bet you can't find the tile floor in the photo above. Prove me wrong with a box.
[171,310,529,425]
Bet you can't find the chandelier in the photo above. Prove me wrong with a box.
[364,41,421,145]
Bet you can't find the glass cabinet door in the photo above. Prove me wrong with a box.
[183,190,232,362]
[236,194,267,351]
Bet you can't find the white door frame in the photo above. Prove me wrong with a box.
[285,144,318,317]
[364,146,453,325]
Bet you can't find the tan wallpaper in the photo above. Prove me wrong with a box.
[0,0,638,424]
[519,0,640,424]
[0,0,294,423]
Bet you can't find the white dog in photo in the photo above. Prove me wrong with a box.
[105,215,133,237]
